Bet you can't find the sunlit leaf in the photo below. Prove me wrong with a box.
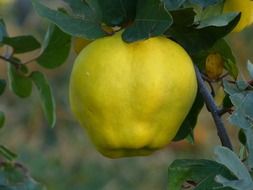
[215,146,253,190]
[229,92,253,129]
[197,13,239,28]
[224,59,238,79]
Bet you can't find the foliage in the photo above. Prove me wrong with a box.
[0,0,253,189]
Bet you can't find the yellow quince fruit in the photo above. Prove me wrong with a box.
[69,32,197,158]
[223,0,253,32]
[205,53,224,80]
[214,86,226,107]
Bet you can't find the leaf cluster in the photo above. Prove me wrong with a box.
[32,0,239,50]
[0,20,71,129]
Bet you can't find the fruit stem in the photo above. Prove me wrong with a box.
[194,64,233,150]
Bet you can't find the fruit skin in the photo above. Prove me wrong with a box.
[205,53,224,80]
[223,0,253,32]
[214,86,225,107]
[73,37,91,54]
[69,32,197,158]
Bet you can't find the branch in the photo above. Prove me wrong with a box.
[0,55,20,66]
[194,65,233,150]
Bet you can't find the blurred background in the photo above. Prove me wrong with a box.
[0,0,252,189]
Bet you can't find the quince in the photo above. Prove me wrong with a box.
[205,53,224,80]
[223,0,253,32]
[69,32,197,158]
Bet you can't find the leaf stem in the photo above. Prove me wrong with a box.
[194,64,233,150]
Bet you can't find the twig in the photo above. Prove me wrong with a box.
[202,72,229,83]
[194,65,233,150]
[218,107,234,116]
[0,55,20,66]
[207,80,215,97]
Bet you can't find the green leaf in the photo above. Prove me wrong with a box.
[8,64,32,98]
[0,163,46,190]
[223,94,233,109]
[173,89,204,141]
[0,111,5,128]
[247,60,253,79]
[168,159,235,190]
[214,146,253,190]
[189,0,222,8]
[96,0,137,26]
[2,36,41,54]
[229,91,253,130]
[244,128,253,169]
[211,39,235,63]
[170,8,196,26]
[193,1,223,21]
[224,79,253,169]
[0,79,6,95]
[166,11,240,55]
[30,71,56,128]
[0,19,8,42]
[163,0,186,11]
[229,110,249,129]
[36,24,71,69]
[197,13,239,28]
[238,129,246,146]
[63,0,101,20]
[236,80,248,91]
[223,80,240,95]
[224,59,239,80]
[32,0,107,39]
[122,0,173,42]
[215,146,252,181]
[210,39,238,79]
[0,145,17,161]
